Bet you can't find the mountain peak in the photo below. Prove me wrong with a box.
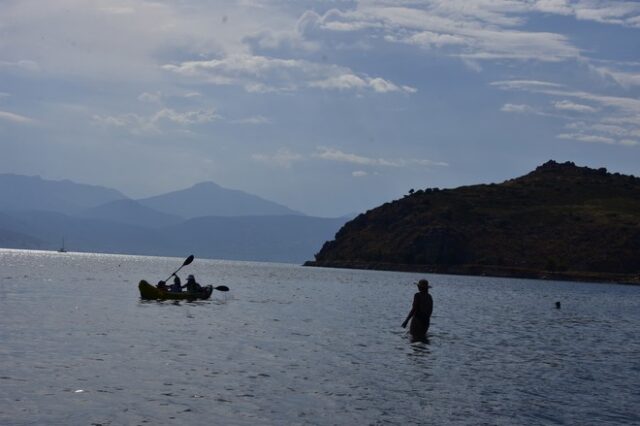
[138,181,303,218]
[190,181,222,190]
[535,160,575,171]
[531,160,613,176]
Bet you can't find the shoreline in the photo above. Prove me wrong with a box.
[303,260,640,286]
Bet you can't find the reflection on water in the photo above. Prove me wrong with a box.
[0,249,639,426]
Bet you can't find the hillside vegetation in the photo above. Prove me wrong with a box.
[306,161,640,284]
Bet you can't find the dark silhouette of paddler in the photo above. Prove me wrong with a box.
[169,274,182,292]
[402,279,433,342]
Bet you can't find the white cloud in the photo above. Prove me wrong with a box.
[552,100,598,113]
[310,4,581,62]
[494,79,640,113]
[497,78,640,148]
[393,31,468,48]
[491,80,565,90]
[591,65,640,88]
[138,91,205,103]
[0,59,39,72]
[310,74,416,93]
[412,159,449,167]
[163,55,301,86]
[314,146,399,166]
[2,1,638,94]
[0,0,295,83]
[153,108,219,125]
[620,139,639,146]
[249,16,321,54]
[557,133,616,144]
[352,170,368,177]
[0,2,172,81]
[232,115,271,125]
[501,103,538,114]
[534,0,574,15]
[138,92,163,103]
[299,8,384,34]
[92,114,133,128]
[369,77,414,93]
[570,1,640,27]
[0,110,36,124]
[310,73,367,90]
[528,0,640,27]
[313,146,447,168]
[458,29,579,62]
[252,148,303,168]
[163,54,413,94]
[92,108,219,134]
[566,121,638,139]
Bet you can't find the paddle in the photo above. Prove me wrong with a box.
[211,285,229,292]
[164,254,195,282]
[162,255,229,293]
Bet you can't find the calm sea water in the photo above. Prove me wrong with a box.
[0,249,639,426]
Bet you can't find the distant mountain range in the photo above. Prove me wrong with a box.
[0,174,346,263]
[0,174,125,214]
[306,161,640,284]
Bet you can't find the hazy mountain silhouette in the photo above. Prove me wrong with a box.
[138,181,303,218]
[164,215,347,262]
[0,210,176,255]
[0,210,346,263]
[82,199,184,228]
[0,212,44,249]
[0,174,125,214]
[0,174,346,262]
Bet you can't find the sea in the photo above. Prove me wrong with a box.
[0,249,639,426]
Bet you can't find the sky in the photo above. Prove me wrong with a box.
[1,0,640,217]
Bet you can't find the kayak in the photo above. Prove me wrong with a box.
[138,280,213,300]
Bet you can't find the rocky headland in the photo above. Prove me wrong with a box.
[305,161,640,284]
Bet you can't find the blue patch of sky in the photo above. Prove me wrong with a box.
[523,13,640,63]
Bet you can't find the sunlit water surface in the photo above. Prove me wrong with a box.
[1,249,639,425]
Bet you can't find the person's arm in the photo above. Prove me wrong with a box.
[402,294,418,327]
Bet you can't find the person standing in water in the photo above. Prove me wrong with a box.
[402,279,433,342]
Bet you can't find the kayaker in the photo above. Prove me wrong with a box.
[156,280,168,291]
[169,275,182,293]
[183,274,202,293]
[401,279,433,343]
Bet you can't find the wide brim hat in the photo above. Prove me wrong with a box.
[415,279,431,289]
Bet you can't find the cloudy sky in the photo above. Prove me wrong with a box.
[1,0,639,216]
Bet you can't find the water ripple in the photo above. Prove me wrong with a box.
[0,249,639,425]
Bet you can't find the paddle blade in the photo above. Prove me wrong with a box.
[214,285,229,292]
[183,255,195,266]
